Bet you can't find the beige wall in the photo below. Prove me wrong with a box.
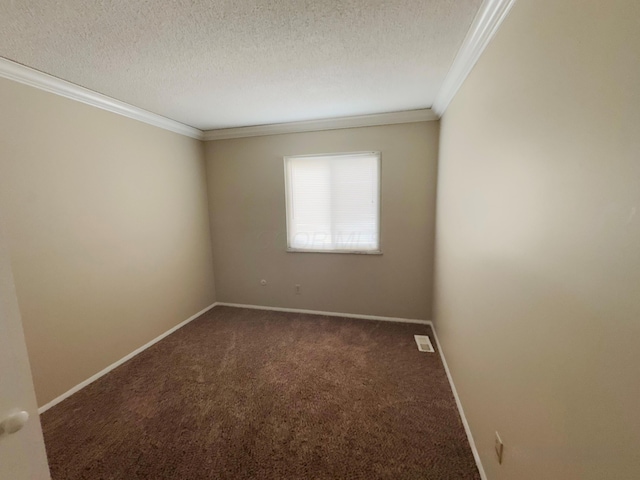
[0,78,216,406]
[435,0,640,479]
[205,122,438,320]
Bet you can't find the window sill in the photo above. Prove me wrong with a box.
[286,248,383,255]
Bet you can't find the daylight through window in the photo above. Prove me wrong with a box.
[284,152,381,253]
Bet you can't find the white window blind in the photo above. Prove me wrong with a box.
[284,152,381,253]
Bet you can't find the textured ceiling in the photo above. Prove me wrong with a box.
[0,0,481,130]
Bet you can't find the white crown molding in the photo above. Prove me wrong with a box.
[203,109,438,141]
[1,0,515,140]
[3,0,518,145]
[0,57,204,140]
[432,0,517,116]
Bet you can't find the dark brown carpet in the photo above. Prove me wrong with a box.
[41,306,480,479]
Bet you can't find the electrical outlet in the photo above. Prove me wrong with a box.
[495,432,504,464]
[295,284,301,295]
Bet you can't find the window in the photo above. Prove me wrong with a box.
[284,151,381,253]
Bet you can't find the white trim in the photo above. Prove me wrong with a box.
[432,0,517,116]
[1,0,516,141]
[285,248,382,255]
[0,57,204,140]
[215,302,485,477]
[430,323,487,480]
[37,302,217,414]
[0,56,437,140]
[37,300,485,479]
[215,302,431,325]
[202,109,438,141]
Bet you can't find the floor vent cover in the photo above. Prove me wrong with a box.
[414,335,434,353]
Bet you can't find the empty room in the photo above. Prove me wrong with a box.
[1,0,638,479]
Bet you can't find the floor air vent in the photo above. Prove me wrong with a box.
[414,335,434,353]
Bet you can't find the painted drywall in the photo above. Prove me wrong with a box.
[0,77,216,406]
[205,122,438,319]
[434,0,640,479]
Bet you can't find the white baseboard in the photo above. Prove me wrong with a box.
[215,302,431,325]
[38,300,486,479]
[37,302,217,414]
[217,302,485,478]
[429,325,487,480]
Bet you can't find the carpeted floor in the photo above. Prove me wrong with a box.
[41,306,480,479]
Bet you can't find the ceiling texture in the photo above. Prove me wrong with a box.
[0,0,482,130]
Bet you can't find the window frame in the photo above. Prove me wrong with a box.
[283,151,382,255]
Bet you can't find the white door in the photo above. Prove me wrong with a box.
[0,217,51,479]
